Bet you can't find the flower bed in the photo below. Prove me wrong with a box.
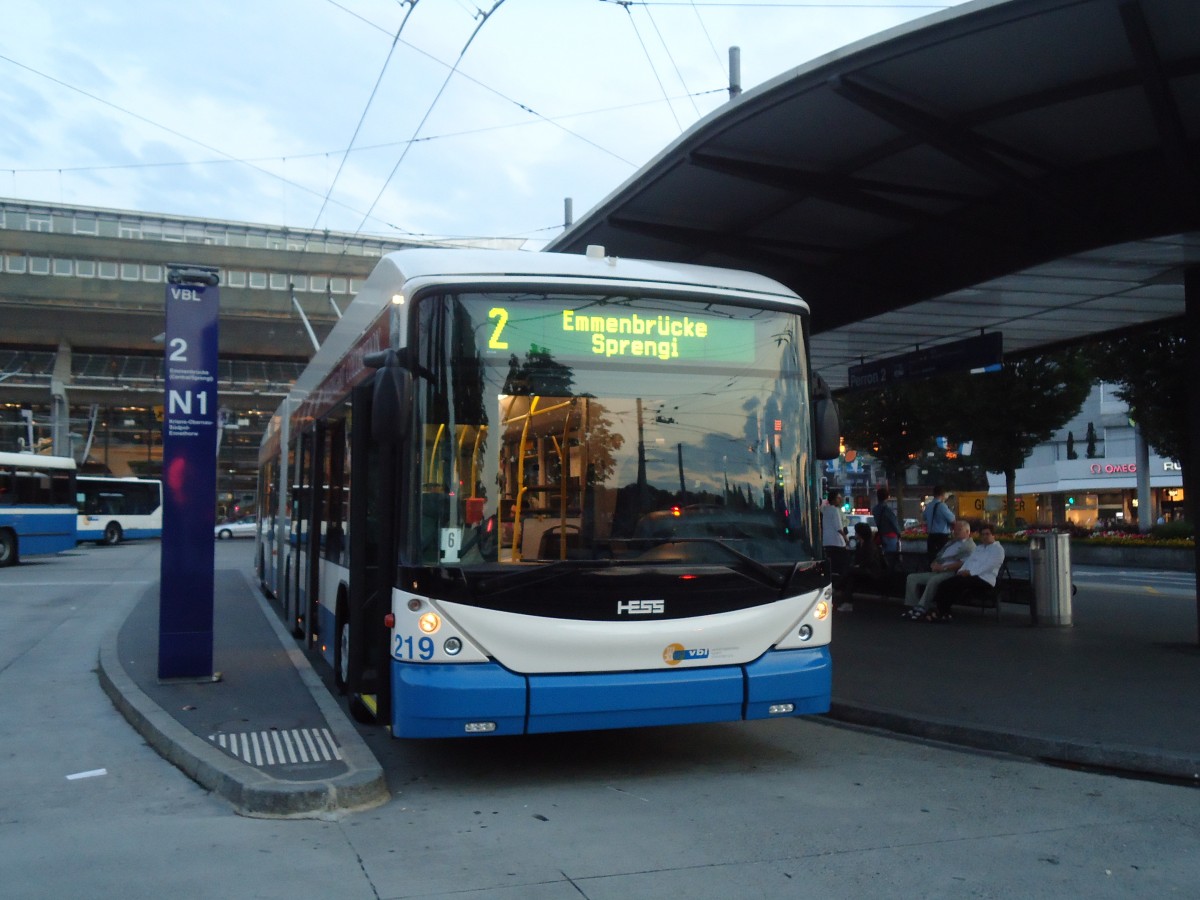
[900,528,1194,550]
[899,529,1196,570]
[1012,527,1194,550]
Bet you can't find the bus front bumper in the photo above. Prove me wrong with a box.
[390,645,831,738]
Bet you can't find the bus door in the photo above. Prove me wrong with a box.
[286,432,312,638]
[345,380,398,719]
[256,459,274,590]
[323,412,348,570]
[303,421,327,650]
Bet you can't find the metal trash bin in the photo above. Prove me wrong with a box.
[1029,532,1072,626]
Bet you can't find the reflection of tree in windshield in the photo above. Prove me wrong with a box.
[502,348,574,397]
[499,348,623,485]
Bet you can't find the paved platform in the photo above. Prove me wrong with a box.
[99,558,1199,821]
[98,564,389,818]
[828,571,1200,783]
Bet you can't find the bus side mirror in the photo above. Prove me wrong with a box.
[812,373,841,460]
[367,350,412,444]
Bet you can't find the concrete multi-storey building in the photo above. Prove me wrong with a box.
[0,198,456,510]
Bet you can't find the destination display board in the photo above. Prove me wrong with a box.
[483,301,758,365]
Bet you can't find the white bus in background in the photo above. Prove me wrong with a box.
[75,476,163,545]
[0,451,77,566]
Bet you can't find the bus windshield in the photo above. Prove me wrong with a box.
[412,290,818,572]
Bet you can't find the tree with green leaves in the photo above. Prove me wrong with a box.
[1092,325,1186,463]
[837,383,933,516]
[934,348,1093,528]
[1090,324,1189,525]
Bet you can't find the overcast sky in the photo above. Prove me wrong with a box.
[1,0,969,249]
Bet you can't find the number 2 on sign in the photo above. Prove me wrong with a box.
[394,634,435,660]
[487,307,509,349]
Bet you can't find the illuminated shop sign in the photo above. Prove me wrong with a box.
[1090,463,1137,474]
[1086,461,1181,475]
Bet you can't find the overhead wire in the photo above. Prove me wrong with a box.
[351,0,509,238]
[3,88,725,179]
[4,1,956,242]
[0,51,396,233]
[643,3,703,119]
[2,4,637,242]
[615,2,685,133]
[325,0,636,167]
[1,14,665,245]
[689,0,727,71]
[307,0,421,240]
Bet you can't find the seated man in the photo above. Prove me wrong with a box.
[901,518,974,621]
[931,524,1006,621]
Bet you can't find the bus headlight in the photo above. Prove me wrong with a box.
[797,625,813,641]
[418,612,441,634]
[814,600,830,620]
[443,637,462,655]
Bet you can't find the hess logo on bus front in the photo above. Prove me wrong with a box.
[617,599,664,615]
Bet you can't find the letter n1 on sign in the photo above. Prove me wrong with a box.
[158,265,220,680]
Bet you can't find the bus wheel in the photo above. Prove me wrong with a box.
[102,522,123,546]
[334,606,350,695]
[0,530,16,567]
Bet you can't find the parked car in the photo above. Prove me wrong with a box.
[903,518,922,532]
[215,517,257,540]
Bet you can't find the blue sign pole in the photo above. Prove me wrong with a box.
[158,266,220,680]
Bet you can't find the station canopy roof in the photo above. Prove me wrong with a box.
[547,0,1200,390]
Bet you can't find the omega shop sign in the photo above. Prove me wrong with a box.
[1087,460,1182,475]
[1090,462,1137,474]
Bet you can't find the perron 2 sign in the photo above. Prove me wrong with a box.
[158,265,220,680]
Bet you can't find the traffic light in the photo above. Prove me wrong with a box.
[1067,495,1076,506]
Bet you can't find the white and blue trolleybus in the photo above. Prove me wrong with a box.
[0,451,77,567]
[75,475,163,545]
[256,247,840,737]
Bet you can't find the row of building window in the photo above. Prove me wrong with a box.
[0,205,412,258]
[2,253,359,293]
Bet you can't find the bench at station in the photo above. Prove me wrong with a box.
[846,551,1032,619]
